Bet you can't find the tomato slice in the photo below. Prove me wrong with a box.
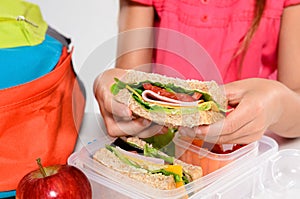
[142,83,199,102]
[142,83,178,100]
[175,93,197,102]
[192,92,202,100]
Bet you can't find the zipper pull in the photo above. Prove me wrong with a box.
[16,16,39,28]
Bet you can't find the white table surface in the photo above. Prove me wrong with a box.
[74,112,300,199]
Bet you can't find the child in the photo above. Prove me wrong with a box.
[94,0,300,144]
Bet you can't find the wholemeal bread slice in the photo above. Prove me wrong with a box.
[113,70,227,128]
[93,136,203,190]
[93,148,177,190]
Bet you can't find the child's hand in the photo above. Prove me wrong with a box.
[190,78,284,144]
[93,68,162,138]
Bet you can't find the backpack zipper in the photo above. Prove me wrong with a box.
[16,15,38,28]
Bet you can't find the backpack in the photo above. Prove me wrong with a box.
[0,0,85,194]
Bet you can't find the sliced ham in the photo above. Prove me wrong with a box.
[142,83,202,102]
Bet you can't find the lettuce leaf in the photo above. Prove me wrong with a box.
[105,145,141,168]
[143,144,174,164]
[111,78,210,98]
[111,78,225,113]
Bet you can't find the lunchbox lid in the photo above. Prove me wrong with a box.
[189,141,300,198]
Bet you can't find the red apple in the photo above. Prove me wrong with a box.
[16,158,92,199]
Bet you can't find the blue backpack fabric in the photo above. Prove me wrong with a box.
[0,34,63,89]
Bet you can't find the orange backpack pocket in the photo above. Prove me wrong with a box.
[0,47,85,191]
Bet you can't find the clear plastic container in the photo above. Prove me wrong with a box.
[68,133,260,199]
[174,136,258,176]
[189,137,300,199]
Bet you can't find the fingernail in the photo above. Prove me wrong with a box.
[142,119,151,126]
[194,128,202,135]
[122,108,131,117]
[178,128,187,136]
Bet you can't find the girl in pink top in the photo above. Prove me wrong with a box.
[94,0,300,144]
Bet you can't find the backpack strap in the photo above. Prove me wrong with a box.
[47,26,72,48]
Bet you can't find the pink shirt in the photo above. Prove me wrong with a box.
[130,0,300,83]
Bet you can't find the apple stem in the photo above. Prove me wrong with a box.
[36,158,48,177]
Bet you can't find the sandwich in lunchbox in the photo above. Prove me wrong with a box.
[111,70,227,128]
[93,137,203,190]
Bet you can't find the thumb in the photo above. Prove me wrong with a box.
[224,81,244,106]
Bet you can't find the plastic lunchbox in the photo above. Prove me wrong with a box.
[68,131,260,199]
[189,137,300,199]
[174,136,258,176]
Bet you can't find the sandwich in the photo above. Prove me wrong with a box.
[111,70,227,128]
[93,137,203,190]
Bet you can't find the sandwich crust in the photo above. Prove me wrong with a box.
[114,70,227,127]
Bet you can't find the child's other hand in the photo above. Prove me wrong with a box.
[191,78,285,144]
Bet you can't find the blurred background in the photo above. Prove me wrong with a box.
[28,0,119,73]
[27,0,120,113]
